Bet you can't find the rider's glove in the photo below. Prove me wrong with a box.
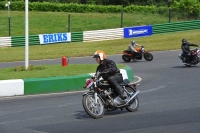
[188,52,191,56]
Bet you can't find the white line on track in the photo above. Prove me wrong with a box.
[140,86,166,93]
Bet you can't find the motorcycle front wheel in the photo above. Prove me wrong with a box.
[122,55,131,62]
[125,87,139,112]
[82,94,105,119]
[144,52,153,61]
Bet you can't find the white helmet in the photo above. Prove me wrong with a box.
[93,50,106,61]
[131,40,136,45]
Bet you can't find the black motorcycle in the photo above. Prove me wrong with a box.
[179,47,200,66]
[122,46,153,62]
[82,72,140,119]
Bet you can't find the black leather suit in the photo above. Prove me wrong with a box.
[96,59,124,97]
[181,42,198,62]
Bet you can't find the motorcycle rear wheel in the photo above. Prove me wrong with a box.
[82,94,105,119]
[126,96,139,112]
[144,52,153,61]
[125,87,139,112]
[122,55,131,62]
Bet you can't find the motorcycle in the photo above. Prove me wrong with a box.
[82,72,140,119]
[179,47,200,66]
[122,46,153,62]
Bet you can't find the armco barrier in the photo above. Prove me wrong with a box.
[11,35,40,47]
[10,32,83,47]
[0,66,134,97]
[83,28,123,42]
[0,37,12,47]
[152,20,200,34]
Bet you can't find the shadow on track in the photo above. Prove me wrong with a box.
[172,65,200,68]
[75,110,129,119]
[74,111,91,119]
[119,60,148,64]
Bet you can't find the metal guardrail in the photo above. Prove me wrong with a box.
[0,37,11,47]
[83,28,124,42]
[153,20,200,34]
[11,35,40,47]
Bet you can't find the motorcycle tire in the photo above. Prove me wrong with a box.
[144,52,153,61]
[82,94,105,119]
[125,87,139,112]
[122,55,131,62]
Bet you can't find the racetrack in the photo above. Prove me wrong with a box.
[0,50,200,133]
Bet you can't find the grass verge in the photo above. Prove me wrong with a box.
[0,64,126,80]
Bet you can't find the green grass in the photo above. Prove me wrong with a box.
[0,64,126,80]
[0,10,184,37]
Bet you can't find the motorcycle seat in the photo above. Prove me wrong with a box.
[119,79,130,86]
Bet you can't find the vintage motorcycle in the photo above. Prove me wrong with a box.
[179,47,200,66]
[122,46,153,62]
[82,72,140,119]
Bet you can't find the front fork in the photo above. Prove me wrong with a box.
[94,82,98,104]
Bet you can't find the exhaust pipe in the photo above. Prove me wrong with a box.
[114,90,140,108]
[125,90,140,105]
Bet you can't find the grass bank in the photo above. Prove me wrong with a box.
[0,11,183,37]
[0,64,126,80]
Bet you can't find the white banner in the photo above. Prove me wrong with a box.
[39,33,71,44]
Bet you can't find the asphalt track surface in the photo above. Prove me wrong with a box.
[0,50,200,133]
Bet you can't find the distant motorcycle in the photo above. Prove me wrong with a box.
[82,72,140,119]
[122,46,153,62]
[179,47,200,66]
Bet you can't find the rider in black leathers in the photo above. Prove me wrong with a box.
[93,50,127,100]
[181,38,199,63]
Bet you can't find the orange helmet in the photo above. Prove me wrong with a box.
[93,50,106,61]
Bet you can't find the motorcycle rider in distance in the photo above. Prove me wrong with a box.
[127,40,142,57]
[93,50,127,100]
[181,38,199,63]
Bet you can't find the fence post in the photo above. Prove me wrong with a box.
[120,6,124,28]
[168,0,172,23]
[67,14,70,32]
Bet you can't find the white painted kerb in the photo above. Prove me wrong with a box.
[0,79,24,97]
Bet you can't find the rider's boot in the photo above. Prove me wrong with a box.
[115,86,127,100]
[120,93,127,100]
[182,57,186,63]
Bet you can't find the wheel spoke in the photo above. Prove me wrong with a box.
[86,95,104,116]
[125,87,139,112]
